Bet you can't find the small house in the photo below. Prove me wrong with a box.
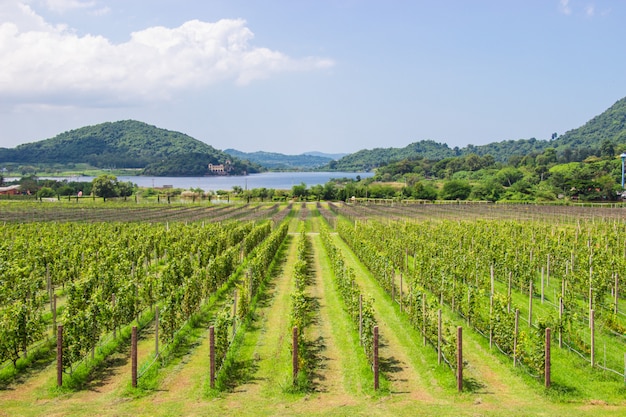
[208,160,232,175]
[0,185,21,195]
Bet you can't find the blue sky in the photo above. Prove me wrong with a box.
[1,0,625,154]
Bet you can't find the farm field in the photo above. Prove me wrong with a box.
[1,200,626,416]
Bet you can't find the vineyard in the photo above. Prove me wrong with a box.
[1,199,626,416]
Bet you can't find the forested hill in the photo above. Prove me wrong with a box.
[0,120,260,176]
[327,138,555,171]
[327,140,457,171]
[329,96,626,171]
[224,149,333,170]
[552,97,626,155]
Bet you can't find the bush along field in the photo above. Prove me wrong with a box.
[1,200,626,417]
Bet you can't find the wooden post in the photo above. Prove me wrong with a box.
[131,326,138,388]
[590,310,595,368]
[155,306,160,357]
[513,309,519,367]
[545,328,551,388]
[529,280,533,327]
[57,325,63,387]
[373,326,379,390]
[457,326,463,392]
[438,309,442,365]
[209,326,215,389]
[292,326,298,385]
[547,254,551,286]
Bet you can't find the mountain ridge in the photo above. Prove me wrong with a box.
[0,120,260,176]
[327,96,626,171]
[1,96,625,174]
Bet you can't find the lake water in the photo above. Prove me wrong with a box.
[22,171,373,191]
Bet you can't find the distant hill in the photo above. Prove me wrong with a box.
[467,97,626,161]
[551,97,626,158]
[3,96,626,176]
[329,96,626,171]
[327,140,456,171]
[302,151,347,160]
[224,149,332,170]
[0,120,260,176]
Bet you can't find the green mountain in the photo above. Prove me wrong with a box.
[327,140,456,171]
[551,97,626,159]
[224,149,333,170]
[329,96,626,171]
[0,120,260,176]
[302,151,347,160]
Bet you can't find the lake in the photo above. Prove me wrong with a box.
[24,171,373,191]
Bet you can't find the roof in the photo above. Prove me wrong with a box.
[0,185,20,192]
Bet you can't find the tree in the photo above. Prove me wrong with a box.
[601,139,615,159]
[412,182,438,200]
[292,183,308,199]
[117,181,135,197]
[92,174,118,198]
[536,148,557,166]
[495,167,524,187]
[309,184,324,201]
[18,176,39,195]
[463,153,482,171]
[470,180,503,202]
[440,180,471,200]
[252,187,270,201]
[37,187,56,198]
[322,182,337,200]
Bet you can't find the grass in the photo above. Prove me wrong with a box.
[60,308,155,391]
[0,339,56,388]
[310,233,382,396]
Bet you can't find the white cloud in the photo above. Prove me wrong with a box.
[0,4,334,108]
[0,1,54,31]
[585,4,595,16]
[559,0,572,15]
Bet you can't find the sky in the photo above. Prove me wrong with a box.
[1,0,626,155]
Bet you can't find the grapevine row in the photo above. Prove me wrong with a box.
[318,222,377,363]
